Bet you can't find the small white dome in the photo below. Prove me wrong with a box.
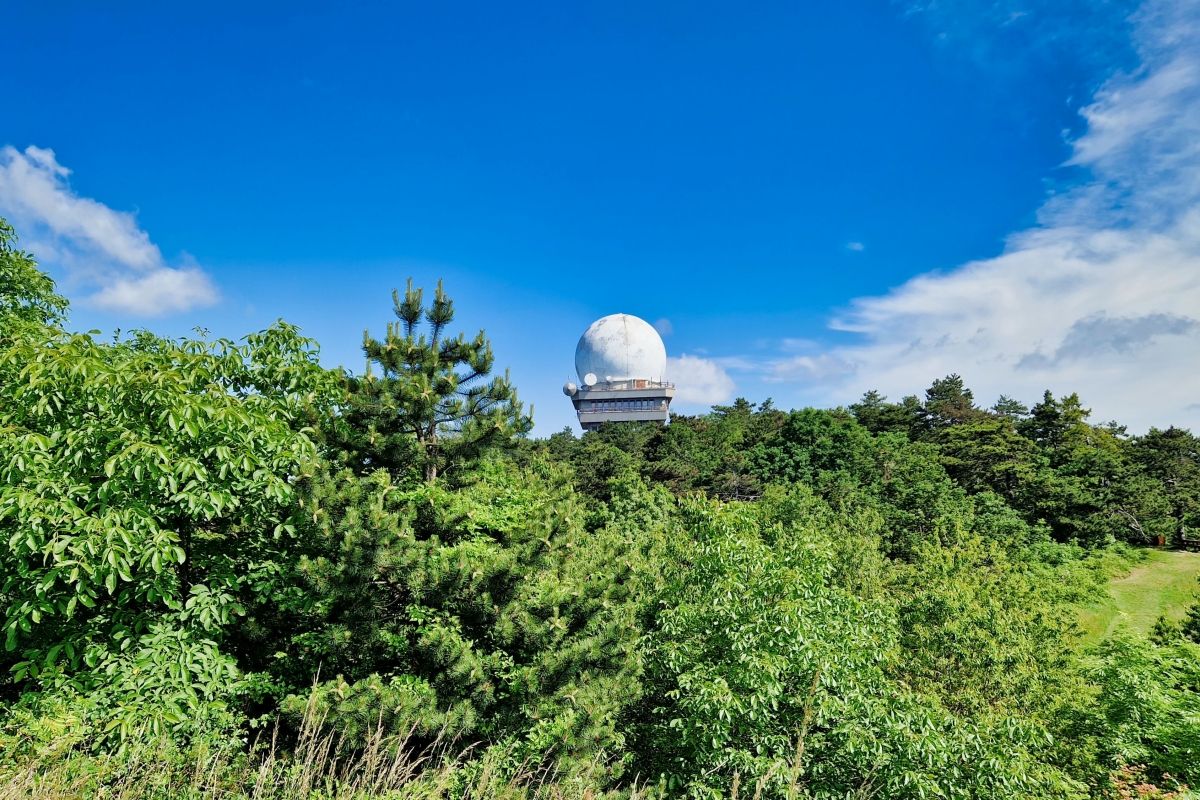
[563,381,578,396]
[575,313,667,384]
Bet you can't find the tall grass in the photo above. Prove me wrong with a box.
[0,691,643,800]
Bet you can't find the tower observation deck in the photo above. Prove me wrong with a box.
[563,313,675,431]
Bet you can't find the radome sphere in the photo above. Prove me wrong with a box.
[575,313,667,384]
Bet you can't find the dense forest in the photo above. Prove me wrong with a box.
[2,217,1199,799]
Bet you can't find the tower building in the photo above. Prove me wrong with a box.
[563,313,675,430]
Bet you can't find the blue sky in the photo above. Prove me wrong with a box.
[3,0,1198,433]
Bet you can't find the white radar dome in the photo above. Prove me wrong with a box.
[575,313,667,385]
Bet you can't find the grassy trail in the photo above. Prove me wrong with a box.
[1079,549,1200,644]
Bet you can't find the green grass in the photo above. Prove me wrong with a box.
[1078,549,1200,644]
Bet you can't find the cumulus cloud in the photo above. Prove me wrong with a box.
[789,0,1200,432]
[90,268,221,316]
[0,145,218,316]
[668,354,736,407]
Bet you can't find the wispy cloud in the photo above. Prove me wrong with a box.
[0,146,218,316]
[902,0,1139,80]
[766,353,856,384]
[846,241,865,252]
[788,0,1200,431]
[668,354,736,407]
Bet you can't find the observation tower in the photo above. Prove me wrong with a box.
[563,313,675,430]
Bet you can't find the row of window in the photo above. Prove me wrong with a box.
[582,399,667,412]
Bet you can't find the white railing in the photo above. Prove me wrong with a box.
[582,378,673,391]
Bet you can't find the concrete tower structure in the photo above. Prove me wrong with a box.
[563,313,675,430]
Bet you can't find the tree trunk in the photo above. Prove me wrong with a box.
[424,425,438,482]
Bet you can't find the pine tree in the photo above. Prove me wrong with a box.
[1020,390,1091,457]
[920,374,980,432]
[340,279,532,482]
[849,389,923,435]
[991,395,1029,420]
[1131,426,1200,540]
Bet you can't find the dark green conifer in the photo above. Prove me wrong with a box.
[337,279,532,482]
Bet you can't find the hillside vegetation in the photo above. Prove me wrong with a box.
[1080,551,1200,644]
[2,217,1200,799]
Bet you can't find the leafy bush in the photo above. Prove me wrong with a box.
[0,264,338,738]
[633,498,1085,799]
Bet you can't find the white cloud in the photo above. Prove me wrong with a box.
[846,241,865,252]
[0,146,218,316]
[668,354,736,407]
[90,268,220,316]
[766,353,856,384]
[799,0,1200,432]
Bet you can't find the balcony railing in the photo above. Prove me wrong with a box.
[581,378,674,391]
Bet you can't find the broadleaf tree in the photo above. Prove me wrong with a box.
[0,239,340,735]
[0,219,66,336]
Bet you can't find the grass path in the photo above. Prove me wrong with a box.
[1078,549,1200,644]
